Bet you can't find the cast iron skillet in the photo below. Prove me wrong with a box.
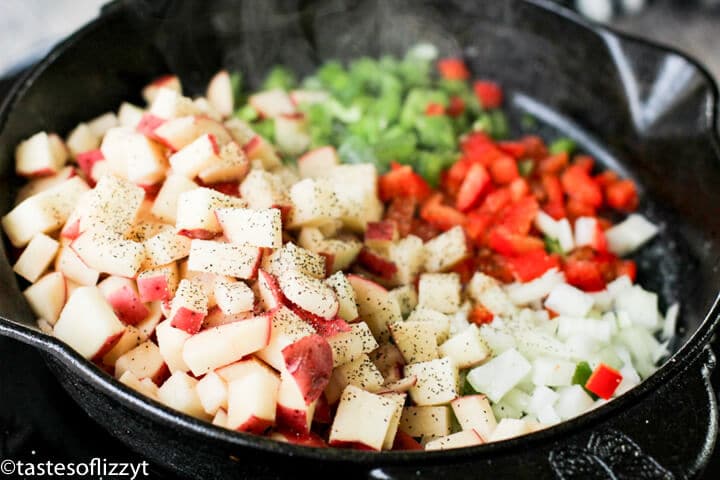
[1,0,719,478]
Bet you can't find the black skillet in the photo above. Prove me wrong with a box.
[0,0,719,478]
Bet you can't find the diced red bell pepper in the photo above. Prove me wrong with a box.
[561,165,603,207]
[585,363,623,400]
[573,154,595,174]
[614,259,637,282]
[594,170,619,189]
[438,58,471,80]
[378,164,431,202]
[357,248,398,280]
[541,174,564,205]
[489,154,519,184]
[456,163,491,212]
[566,198,597,220]
[465,210,494,245]
[563,258,606,292]
[538,152,569,175]
[425,102,446,116]
[543,202,566,220]
[473,80,503,109]
[521,135,548,160]
[384,197,416,238]
[507,250,561,282]
[444,156,474,196]
[468,304,495,325]
[509,177,529,203]
[488,226,544,256]
[420,194,466,231]
[497,141,527,159]
[606,179,639,212]
[479,188,512,216]
[462,135,505,166]
[497,196,539,235]
[447,96,466,116]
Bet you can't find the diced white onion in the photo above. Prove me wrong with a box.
[544,283,594,317]
[662,302,679,340]
[556,218,574,253]
[614,286,659,329]
[605,214,659,256]
[467,348,532,403]
[506,268,565,306]
[554,385,595,420]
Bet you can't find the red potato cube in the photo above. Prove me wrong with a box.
[325,272,359,322]
[206,70,235,118]
[238,169,289,210]
[216,207,283,249]
[23,271,67,325]
[15,165,76,204]
[114,340,168,385]
[142,75,182,103]
[399,405,452,443]
[149,88,201,120]
[187,240,262,279]
[226,367,281,434]
[102,325,142,367]
[256,307,316,371]
[275,114,310,156]
[71,231,146,279]
[66,123,100,157]
[248,89,296,118]
[155,319,191,373]
[55,242,100,286]
[197,141,249,184]
[196,371,228,416]
[175,187,247,238]
[78,174,145,237]
[169,279,209,334]
[281,334,333,404]
[53,286,125,360]
[278,270,339,320]
[98,276,149,326]
[425,429,484,451]
[214,279,254,315]
[256,269,284,311]
[364,220,399,251]
[158,371,209,420]
[15,131,68,178]
[169,133,222,179]
[2,176,89,248]
[326,322,379,368]
[143,228,192,268]
[450,395,497,441]
[329,385,400,451]
[298,146,339,179]
[137,263,179,302]
[13,232,59,283]
[324,354,385,404]
[347,274,402,343]
[276,371,318,434]
[150,174,197,224]
[182,314,271,376]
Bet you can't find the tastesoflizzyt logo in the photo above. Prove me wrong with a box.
[0,457,150,479]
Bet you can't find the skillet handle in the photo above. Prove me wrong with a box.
[366,345,718,480]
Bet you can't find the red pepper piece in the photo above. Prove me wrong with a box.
[497,141,527,159]
[438,58,471,80]
[420,194,466,231]
[378,164,431,202]
[561,164,603,207]
[424,102,446,116]
[468,304,495,325]
[538,152,569,175]
[473,80,503,109]
[563,258,606,292]
[489,154,519,184]
[606,179,639,212]
[507,250,561,282]
[488,226,545,256]
[447,96,466,116]
[585,363,623,400]
[456,163,491,212]
[497,196,539,235]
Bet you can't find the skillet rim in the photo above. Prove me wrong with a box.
[0,0,719,464]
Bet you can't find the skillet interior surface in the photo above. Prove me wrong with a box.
[0,0,719,478]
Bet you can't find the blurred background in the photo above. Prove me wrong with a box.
[0,0,719,80]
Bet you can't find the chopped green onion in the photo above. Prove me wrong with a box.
[262,65,297,91]
[518,159,534,177]
[549,137,576,155]
[414,115,456,151]
[521,113,538,130]
[544,236,563,255]
[253,119,275,141]
[235,104,258,122]
[489,110,509,139]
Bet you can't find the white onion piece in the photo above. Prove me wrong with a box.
[544,283,594,317]
[605,214,659,256]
